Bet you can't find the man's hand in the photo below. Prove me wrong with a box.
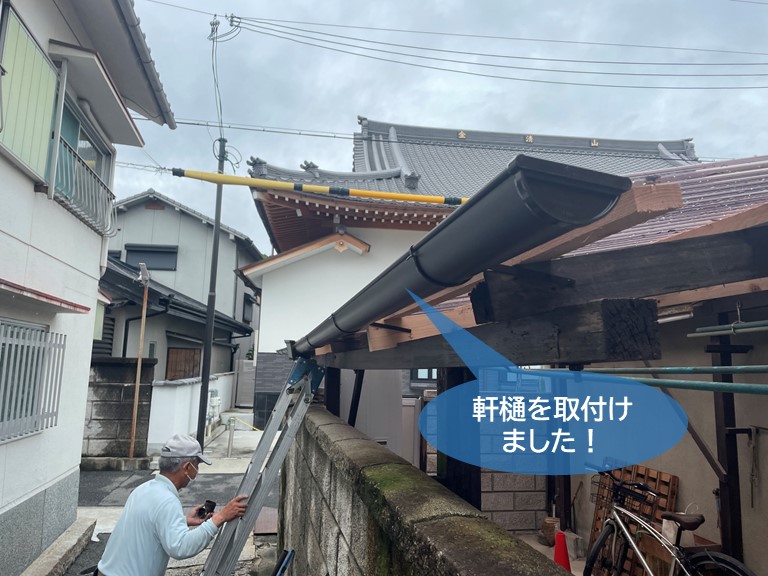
[186,504,211,527]
[211,495,248,527]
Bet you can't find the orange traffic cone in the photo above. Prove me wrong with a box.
[554,530,571,572]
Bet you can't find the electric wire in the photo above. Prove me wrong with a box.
[233,22,768,89]
[237,17,768,68]
[234,20,768,79]
[141,0,768,61]
[240,15,768,59]
[208,16,225,142]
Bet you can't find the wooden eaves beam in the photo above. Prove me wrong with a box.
[316,298,659,370]
[471,225,768,323]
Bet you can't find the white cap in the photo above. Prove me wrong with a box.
[161,433,212,465]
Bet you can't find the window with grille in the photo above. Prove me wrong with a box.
[0,319,66,442]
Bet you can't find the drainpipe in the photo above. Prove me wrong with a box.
[121,296,173,357]
[290,155,632,357]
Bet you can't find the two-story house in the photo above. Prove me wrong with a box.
[103,189,262,405]
[0,2,173,573]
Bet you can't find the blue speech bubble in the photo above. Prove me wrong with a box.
[411,291,688,475]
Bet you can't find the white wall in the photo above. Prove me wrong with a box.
[146,372,235,453]
[0,161,102,513]
[258,228,424,352]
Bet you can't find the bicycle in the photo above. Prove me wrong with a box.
[583,469,756,576]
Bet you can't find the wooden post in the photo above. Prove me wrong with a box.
[711,312,745,561]
[129,269,150,459]
[324,367,341,417]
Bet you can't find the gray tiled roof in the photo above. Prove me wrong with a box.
[248,116,698,199]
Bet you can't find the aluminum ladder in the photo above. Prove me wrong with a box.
[201,357,326,575]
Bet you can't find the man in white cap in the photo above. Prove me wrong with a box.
[95,433,247,576]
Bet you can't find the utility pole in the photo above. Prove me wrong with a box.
[197,137,227,446]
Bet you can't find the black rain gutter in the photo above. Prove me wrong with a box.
[290,155,633,357]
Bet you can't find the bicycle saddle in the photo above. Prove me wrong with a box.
[661,512,705,531]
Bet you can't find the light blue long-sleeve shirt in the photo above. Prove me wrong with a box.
[97,474,218,576]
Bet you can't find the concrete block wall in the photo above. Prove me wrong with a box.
[281,407,569,576]
[83,359,156,457]
[481,471,550,532]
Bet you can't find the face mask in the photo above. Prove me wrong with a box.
[185,461,199,484]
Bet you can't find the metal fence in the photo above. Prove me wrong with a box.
[0,320,67,442]
[54,138,115,235]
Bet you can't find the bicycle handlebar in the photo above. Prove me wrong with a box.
[595,469,658,497]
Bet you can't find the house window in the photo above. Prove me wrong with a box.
[0,319,67,442]
[108,250,122,261]
[125,244,178,271]
[411,368,438,383]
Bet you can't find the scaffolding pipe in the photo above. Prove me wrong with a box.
[688,319,768,338]
[291,155,632,356]
[622,377,768,395]
[171,168,468,205]
[584,365,768,375]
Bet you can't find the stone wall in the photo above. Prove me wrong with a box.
[82,358,156,459]
[481,471,549,532]
[281,407,569,576]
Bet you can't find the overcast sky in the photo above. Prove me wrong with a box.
[114,0,768,253]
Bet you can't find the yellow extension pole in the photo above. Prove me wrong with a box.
[171,168,468,205]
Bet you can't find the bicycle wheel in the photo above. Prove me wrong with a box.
[684,551,757,576]
[584,523,629,576]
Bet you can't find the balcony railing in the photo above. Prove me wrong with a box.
[54,138,115,235]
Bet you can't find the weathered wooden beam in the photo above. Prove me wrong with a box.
[472,226,768,322]
[315,299,659,370]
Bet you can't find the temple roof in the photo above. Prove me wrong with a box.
[249,116,697,199]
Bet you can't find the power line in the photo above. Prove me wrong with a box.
[140,0,768,59]
[116,161,171,173]
[234,23,768,89]
[241,16,768,59]
[235,20,768,79]
[240,17,768,67]
[143,0,213,16]
[208,16,225,141]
